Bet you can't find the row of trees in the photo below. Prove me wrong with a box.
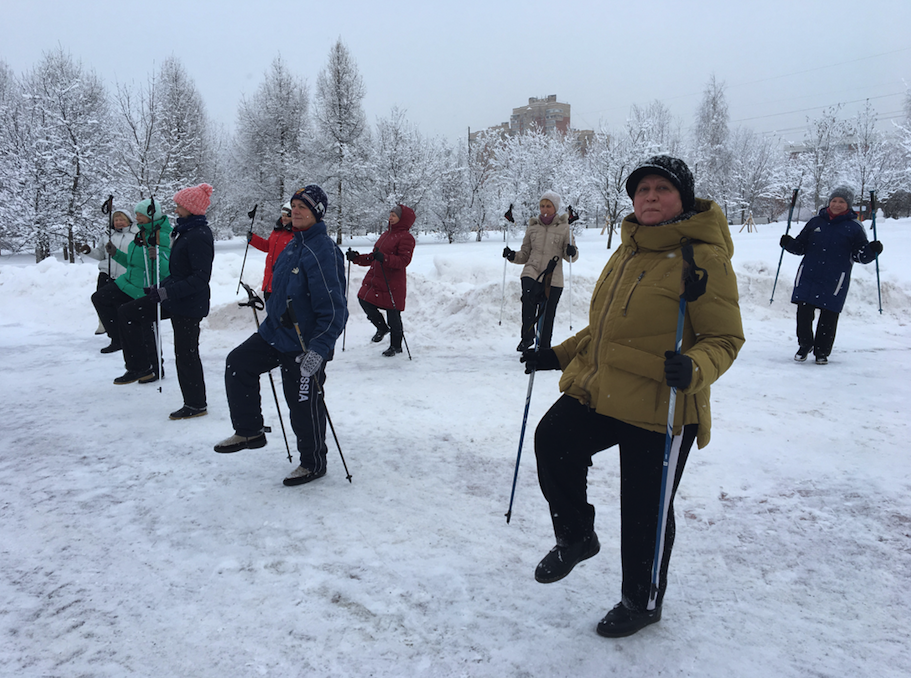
[2,43,910,262]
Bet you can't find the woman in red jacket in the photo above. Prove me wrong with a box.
[248,202,294,300]
[346,205,416,356]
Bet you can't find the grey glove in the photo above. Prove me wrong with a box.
[296,350,323,378]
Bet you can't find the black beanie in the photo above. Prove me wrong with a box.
[625,155,696,211]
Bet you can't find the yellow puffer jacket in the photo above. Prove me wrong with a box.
[511,213,578,287]
[553,199,744,448]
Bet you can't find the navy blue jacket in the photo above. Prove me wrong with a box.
[784,207,876,313]
[259,222,348,359]
[161,215,214,319]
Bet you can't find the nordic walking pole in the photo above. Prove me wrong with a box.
[377,258,412,360]
[499,204,514,326]
[567,205,580,331]
[342,257,351,351]
[286,297,353,482]
[505,256,559,524]
[239,282,292,463]
[770,188,799,304]
[236,204,258,295]
[148,196,164,389]
[648,240,707,610]
[101,195,113,277]
[870,191,882,314]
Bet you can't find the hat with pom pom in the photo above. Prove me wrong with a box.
[173,183,214,215]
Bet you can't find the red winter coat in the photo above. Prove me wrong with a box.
[353,205,416,311]
[250,221,294,292]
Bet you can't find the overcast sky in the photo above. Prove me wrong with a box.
[2,0,909,146]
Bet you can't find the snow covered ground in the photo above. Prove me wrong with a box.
[1,215,909,677]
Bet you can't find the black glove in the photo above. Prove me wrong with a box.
[345,249,359,262]
[780,234,794,249]
[104,241,117,256]
[869,240,883,255]
[664,351,693,389]
[246,230,253,243]
[520,348,560,374]
[566,244,577,257]
[503,247,515,261]
[144,286,164,304]
[373,249,384,263]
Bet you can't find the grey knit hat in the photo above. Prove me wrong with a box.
[828,186,855,208]
[625,155,696,211]
[540,190,562,213]
[391,205,403,219]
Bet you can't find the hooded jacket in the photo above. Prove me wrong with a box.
[511,212,578,288]
[111,216,172,300]
[354,205,416,311]
[784,207,877,313]
[553,199,744,449]
[250,219,294,293]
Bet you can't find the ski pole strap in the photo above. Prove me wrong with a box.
[504,204,514,223]
[680,240,708,302]
[101,195,113,215]
[238,281,265,310]
[147,195,156,220]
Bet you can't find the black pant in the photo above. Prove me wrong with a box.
[92,281,130,346]
[118,296,159,373]
[172,315,206,409]
[521,277,562,349]
[359,298,403,349]
[535,395,696,610]
[225,332,328,472]
[796,302,839,358]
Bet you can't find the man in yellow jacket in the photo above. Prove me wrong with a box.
[522,155,744,637]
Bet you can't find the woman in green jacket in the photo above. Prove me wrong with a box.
[92,199,170,365]
[522,156,744,637]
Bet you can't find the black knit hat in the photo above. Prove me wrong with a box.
[625,155,696,211]
[291,184,328,222]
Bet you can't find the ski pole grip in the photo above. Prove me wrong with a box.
[286,297,299,326]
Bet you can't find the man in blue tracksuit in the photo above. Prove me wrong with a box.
[215,185,348,486]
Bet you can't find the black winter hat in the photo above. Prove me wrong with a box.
[625,155,696,211]
[291,184,328,222]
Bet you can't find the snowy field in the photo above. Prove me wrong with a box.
[1,214,910,677]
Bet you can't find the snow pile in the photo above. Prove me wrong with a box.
[1,218,909,677]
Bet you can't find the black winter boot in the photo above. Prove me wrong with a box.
[535,532,600,583]
[596,602,661,637]
[371,325,389,343]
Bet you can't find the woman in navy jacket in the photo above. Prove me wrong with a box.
[148,183,215,418]
[781,186,883,364]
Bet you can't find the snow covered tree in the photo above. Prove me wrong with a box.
[17,49,112,262]
[113,57,211,208]
[313,39,370,244]
[728,128,782,223]
[797,105,851,211]
[368,106,444,226]
[846,100,900,212]
[232,56,310,234]
[692,75,733,218]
